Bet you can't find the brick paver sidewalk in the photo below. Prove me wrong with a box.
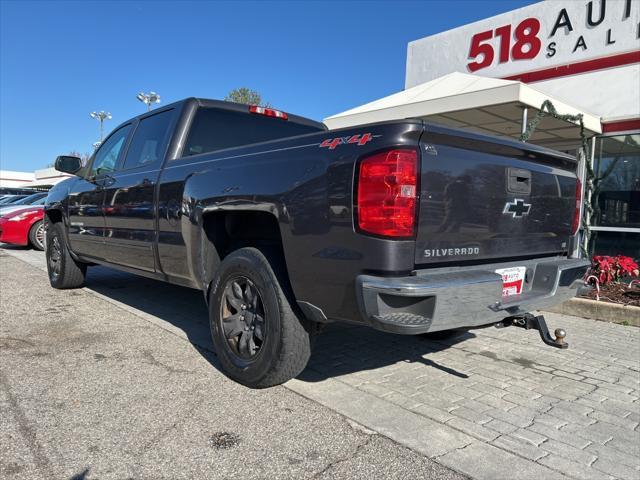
[291,314,640,480]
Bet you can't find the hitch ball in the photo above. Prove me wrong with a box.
[554,328,567,345]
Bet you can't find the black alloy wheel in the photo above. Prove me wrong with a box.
[45,221,87,289]
[220,276,266,361]
[208,247,313,388]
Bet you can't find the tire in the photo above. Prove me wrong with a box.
[46,222,87,289]
[28,220,45,251]
[209,247,313,388]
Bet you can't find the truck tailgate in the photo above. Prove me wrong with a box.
[416,127,578,266]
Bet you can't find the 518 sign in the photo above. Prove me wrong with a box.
[467,18,541,72]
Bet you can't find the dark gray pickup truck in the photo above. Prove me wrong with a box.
[46,98,588,387]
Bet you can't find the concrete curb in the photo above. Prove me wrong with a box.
[545,297,640,326]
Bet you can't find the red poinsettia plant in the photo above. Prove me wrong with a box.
[588,255,639,286]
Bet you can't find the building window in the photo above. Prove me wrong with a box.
[592,134,640,228]
[590,133,640,260]
[591,231,640,260]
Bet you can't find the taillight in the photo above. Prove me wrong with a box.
[248,105,288,120]
[571,178,582,235]
[356,148,418,238]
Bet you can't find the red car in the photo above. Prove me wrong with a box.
[0,206,45,250]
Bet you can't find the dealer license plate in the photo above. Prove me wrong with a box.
[495,266,526,297]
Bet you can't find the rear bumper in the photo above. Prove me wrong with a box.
[356,257,589,335]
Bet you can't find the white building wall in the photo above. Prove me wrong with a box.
[405,0,640,121]
[28,167,73,187]
[531,63,640,121]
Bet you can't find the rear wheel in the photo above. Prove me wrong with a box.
[46,222,87,289]
[28,220,45,251]
[209,247,313,388]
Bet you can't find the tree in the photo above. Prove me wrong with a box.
[47,150,91,168]
[225,87,271,107]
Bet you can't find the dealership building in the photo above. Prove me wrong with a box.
[326,0,639,258]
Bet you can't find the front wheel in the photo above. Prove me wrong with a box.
[46,222,87,289]
[209,247,313,388]
[28,220,45,251]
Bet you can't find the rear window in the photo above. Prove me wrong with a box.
[182,107,322,157]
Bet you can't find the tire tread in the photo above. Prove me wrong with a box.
[46,222,87,289]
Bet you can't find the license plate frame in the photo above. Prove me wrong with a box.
[495,266,526,297]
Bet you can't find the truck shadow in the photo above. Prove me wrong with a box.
[300,324,472,382]
[83,266,473,382]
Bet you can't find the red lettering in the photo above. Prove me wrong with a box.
[467,18,541,71]
[320,138,342,150]
[512,18,541,60]
[494,25,512,63]
[467,30,494,72]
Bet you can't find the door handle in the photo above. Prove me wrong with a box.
[506,168,531,195]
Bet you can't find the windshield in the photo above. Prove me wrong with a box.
[12,193,46,205]
[0,195,27,204]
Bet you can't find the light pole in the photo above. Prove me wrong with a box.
[90,111,112,142]
[136,91,161,111]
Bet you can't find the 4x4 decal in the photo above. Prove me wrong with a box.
[319,133,373,150]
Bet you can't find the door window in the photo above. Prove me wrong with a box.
[592,134,640,228]
[122,109,174,170]
[90,125,132,177]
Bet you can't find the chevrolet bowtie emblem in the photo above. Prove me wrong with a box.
[503,199,531,218]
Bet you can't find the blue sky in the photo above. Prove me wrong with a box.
[0,0,536,171]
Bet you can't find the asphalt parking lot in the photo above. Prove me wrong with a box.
[1,246,639,480]
[0,249,464,480]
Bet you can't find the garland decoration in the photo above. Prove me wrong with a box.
[520,100,639,257]
[519,100,591,256]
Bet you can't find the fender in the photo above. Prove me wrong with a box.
[181,167,286,298]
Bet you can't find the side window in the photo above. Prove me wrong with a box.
[122,109,174,170]
[90,125,132,177]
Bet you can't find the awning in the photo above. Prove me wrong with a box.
[324,72,602,150]
[17,175,73,189]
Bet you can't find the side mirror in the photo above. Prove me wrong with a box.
[54,155,82,175]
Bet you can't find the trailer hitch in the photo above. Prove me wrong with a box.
[495,313,568,349]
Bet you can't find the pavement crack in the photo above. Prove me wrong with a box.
[0,370,55,479]
[434,441,474,461]
[140,349,195,375]
[136,392,203,457]
[311,434,374,479]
